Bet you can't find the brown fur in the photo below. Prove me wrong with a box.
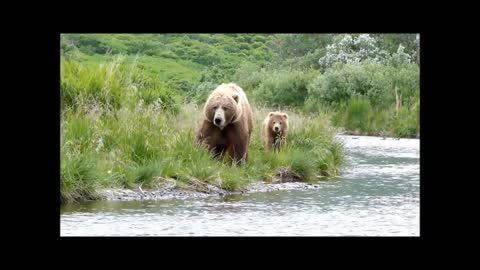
[196,83,252,164]
[261,112,289,151]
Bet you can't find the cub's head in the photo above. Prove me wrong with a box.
[267,112,288,134]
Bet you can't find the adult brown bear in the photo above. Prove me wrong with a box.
[196,83,252,164]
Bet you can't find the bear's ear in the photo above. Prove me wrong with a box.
[269,112,274,117]
[232,94,239,103]
[282,113,288,119]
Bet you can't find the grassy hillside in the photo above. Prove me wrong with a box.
[76,53,203,82]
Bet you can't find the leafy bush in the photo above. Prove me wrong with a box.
[232,62,266,91]
[307,61,418,108]
[255,69,316,107]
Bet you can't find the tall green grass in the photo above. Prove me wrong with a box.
[342,97,371,133]
[332,97,419,138]
[61,56,180,114]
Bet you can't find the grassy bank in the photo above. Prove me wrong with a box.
[330,97,419,138]
[60,57,344,204]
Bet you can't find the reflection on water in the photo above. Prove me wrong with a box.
[61,135,420,236]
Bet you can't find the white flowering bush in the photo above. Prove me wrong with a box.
[318,34,416,69]
[389,44,412,67]
[319,34,388,68]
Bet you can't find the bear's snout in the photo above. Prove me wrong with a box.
[213,108,225,128]
[272,123,281,133]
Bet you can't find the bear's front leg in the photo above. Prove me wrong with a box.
[211,145,226,160]
[197,120,223,157]
[195,121,210,145]
[228,142,248,164]
[266,136,275,151]
[273,134,283,152]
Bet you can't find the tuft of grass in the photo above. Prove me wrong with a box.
[389,101,419,138]
[286,149,316,180]
[314,139,345,176]
[60,150,101,204]
[128,162,161,188]
[342,97,371,133]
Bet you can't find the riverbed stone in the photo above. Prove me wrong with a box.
[98,180,324,202]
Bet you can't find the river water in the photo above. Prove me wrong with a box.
[60,135,420,236]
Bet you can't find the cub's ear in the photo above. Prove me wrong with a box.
[232,94,239,103]
[282,113,288,119]
[269,112,274,117]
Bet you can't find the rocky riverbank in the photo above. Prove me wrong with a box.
[99,181,323,201]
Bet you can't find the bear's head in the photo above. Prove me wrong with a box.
[268,112,288,134]
[204,87,243,130]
